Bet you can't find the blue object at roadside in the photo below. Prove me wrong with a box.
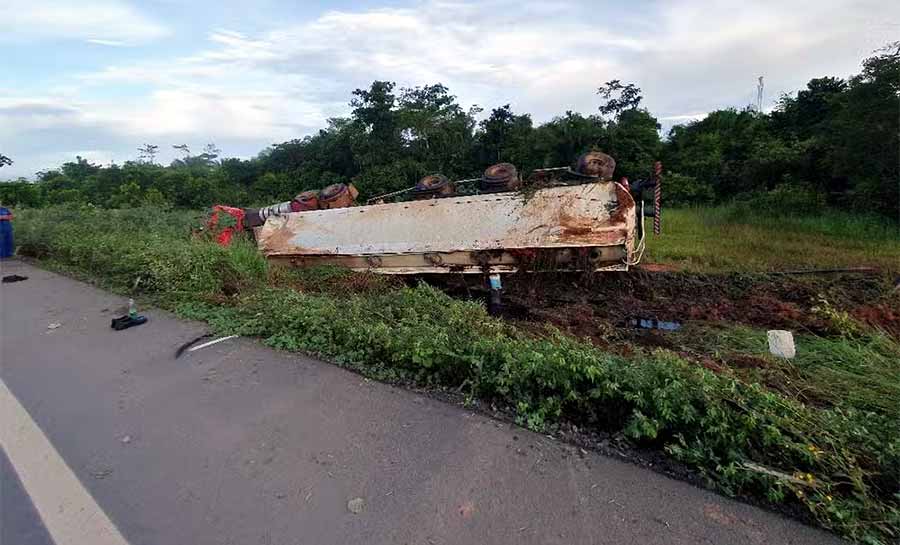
[0,206,13,258]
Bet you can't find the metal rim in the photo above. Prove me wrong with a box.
[574,151,616,180]
[481,163,518,191]
[295,190,318,203]
[319,183,349,202]
[414,174,450,192]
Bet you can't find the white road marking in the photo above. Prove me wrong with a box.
[188,335,238,352]
[0,377,131,545]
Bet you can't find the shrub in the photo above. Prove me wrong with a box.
[663,171,715,206]
[732,182,826,217]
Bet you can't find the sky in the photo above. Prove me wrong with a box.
[1,0,898,178]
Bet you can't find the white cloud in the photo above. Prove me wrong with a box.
[658,114,707,122]
[86,39,130,47]
[0,0,167,43]
[73,1,649,141]
[77,0,899,132]
[635,0,900,117]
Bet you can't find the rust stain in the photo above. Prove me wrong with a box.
[609,183,635,225]
[261,218,336,256]
[557,208,627,245]
[561,225,593,237]
[260,219,296,252]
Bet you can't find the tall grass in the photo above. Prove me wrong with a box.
[15,205,266,297]
[675,323,900,420]
[647,206,900,273]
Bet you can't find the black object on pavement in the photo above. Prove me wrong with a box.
[111,315,148,331]
[175,333,213,358]
[2,274,28,283]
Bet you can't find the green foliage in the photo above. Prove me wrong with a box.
[597,80,643,117]
[664,172,715,205]
[476,104,535,168]
[531,111,606,168]
[667,43,898,220]
[664,107,773,196]
[16,206,266,297]
[0,180,44,207]
[732,182,827,217]
[107,181,143,208]
[142,187,170,207]
[606,108,662,180]
[14,206,900,542]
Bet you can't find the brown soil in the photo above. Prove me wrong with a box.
[852,303,900,337]
[725,354,770,369]
[500,271,899,342]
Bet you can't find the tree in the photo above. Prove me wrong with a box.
[822,42,899,217]
[531,111,607,168]
[170,142,221,171]
[396,83,479,176]
[220,157,260,188]
[773,78,847,134]
[351,81,398,139]
[607,108,661,180]
[664,108,773,198]
[597,80,643,118]
[61,156,100,182]
[349,81,402,169]
[593,80,661,179]
[0,179,43,207]
[137,144,159,164]
[200,143,221,164]
[475,104,534,167]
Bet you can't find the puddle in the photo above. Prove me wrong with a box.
[627,318,682,331]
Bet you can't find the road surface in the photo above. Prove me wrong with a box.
[0,260,842,544]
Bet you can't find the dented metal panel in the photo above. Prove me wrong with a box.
[257,182,636,273]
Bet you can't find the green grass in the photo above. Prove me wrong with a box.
[647,206,900,273]
[669,323,900,420]
[12,205,900,544]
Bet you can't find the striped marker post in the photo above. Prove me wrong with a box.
[653,161,662,235]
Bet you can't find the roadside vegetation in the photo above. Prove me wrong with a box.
[651,206,900,273]
[14,205,900,544]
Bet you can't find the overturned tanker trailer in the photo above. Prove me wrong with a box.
[239,152,659,275]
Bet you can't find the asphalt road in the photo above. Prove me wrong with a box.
[0,260,843,545]
[1,448,54,545]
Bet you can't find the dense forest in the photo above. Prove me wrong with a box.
[1,43,897,220]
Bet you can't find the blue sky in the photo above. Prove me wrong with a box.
[2,0,898,178]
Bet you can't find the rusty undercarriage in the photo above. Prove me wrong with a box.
[233,152,658,275]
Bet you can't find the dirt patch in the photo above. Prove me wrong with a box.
[636,263,681,273]
[852,303,900,337]
[726,354,770,369]
[501,271,898,341]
